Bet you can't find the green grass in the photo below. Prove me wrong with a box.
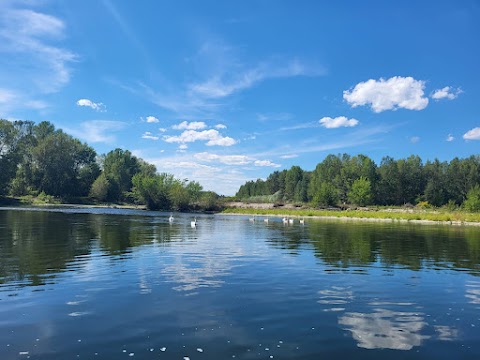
[222,207,480,223]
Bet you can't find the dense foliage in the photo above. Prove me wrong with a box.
[0,119,217,210]
[235,153,480,211]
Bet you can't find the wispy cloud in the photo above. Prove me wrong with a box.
[446,134,454,142]
[431,86,462,100]
[410,136,420,143]
[189,58,323,99]
[194,152,280,167]
[0,3,76,115]
[320,116,359,129]
[65,120,127,144]
[344,76,429,112]
[0,5,76,94]
[141,131,159,140]
[76,98,106,111]
[280,154,298,159]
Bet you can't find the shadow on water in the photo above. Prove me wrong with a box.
[265,220,480,275]
[0,209,182,288]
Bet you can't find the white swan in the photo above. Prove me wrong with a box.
[169,214,174,223]
[191,217,197,228]
[299,217,305,225]
[282,217,288,224]
[249,215,256,222]
[263,216,269,223]
[288,218,294,224]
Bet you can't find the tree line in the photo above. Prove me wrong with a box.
[235,153,480,211]
[0,119,220,211]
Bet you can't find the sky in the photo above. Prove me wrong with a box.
[0,0,479,195]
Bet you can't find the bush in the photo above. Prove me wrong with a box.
[463,185,480,212]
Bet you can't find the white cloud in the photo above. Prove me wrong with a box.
[280,154,298,159]
[189,58,322,99]
[343,76,428,112]
[141,131,159,140]
[66,120,127,144]
[145,115,159,123]
[159,128,167,132]
[463,127,480,140]
[76,98,105,111]
[215,124,227,129]
[194,152,251,165]
[446,134,454,142]
[0,6,76,94]
[320,116,359,129]
[431,86,462,100]
[194,152,280,167]
[172,121,208,130]
[178,144,188,150]
[163,129,237,146]
[410,136,420,143]
[254,160,281,167]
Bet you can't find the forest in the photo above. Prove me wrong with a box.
[235,153,480,211]
[0,119,220,211]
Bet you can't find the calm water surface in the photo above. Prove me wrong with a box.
[1,207,480,359]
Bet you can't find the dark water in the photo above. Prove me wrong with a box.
[1,208,480,359]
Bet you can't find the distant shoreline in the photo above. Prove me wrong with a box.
[221,203,480,227]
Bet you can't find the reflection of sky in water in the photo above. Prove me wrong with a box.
[465,281,480,306]
[318,286,353,312]
[339,307,429,350]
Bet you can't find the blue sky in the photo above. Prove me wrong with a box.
[1,0,479,195]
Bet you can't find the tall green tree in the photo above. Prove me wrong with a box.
[348,177,373,206]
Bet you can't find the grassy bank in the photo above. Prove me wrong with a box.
[222,207,480,224]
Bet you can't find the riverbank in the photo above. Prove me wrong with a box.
[222,203,480,226]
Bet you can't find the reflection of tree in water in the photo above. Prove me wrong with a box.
[0,210,182,288]
[267,221,480,273]
[0,210,94,286]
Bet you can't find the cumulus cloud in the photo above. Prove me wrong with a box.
[431,86,462,100]
[159,128,167,132]
[141,131,159,140]
[76,98,105,111]
[215,124,227,129]
[343,76,428,112]
[446,134,454,142]
[172,121,207,130]
[163,129,237,146]
[178,144,188,150]
[463,127,480,140]
[145,115,159,123]
[320,116,359,129]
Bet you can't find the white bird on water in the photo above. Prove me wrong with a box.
[263,216,269,223]
[169,214,174,223]
[191,217,197,228]
[282,217,289,224]
[299,217,305,225]
[289,218,294,224]
[249,215,256,222]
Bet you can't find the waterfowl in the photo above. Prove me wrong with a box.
[299,217,305,225]
[191,217,197,228]
[169,214,174,223]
